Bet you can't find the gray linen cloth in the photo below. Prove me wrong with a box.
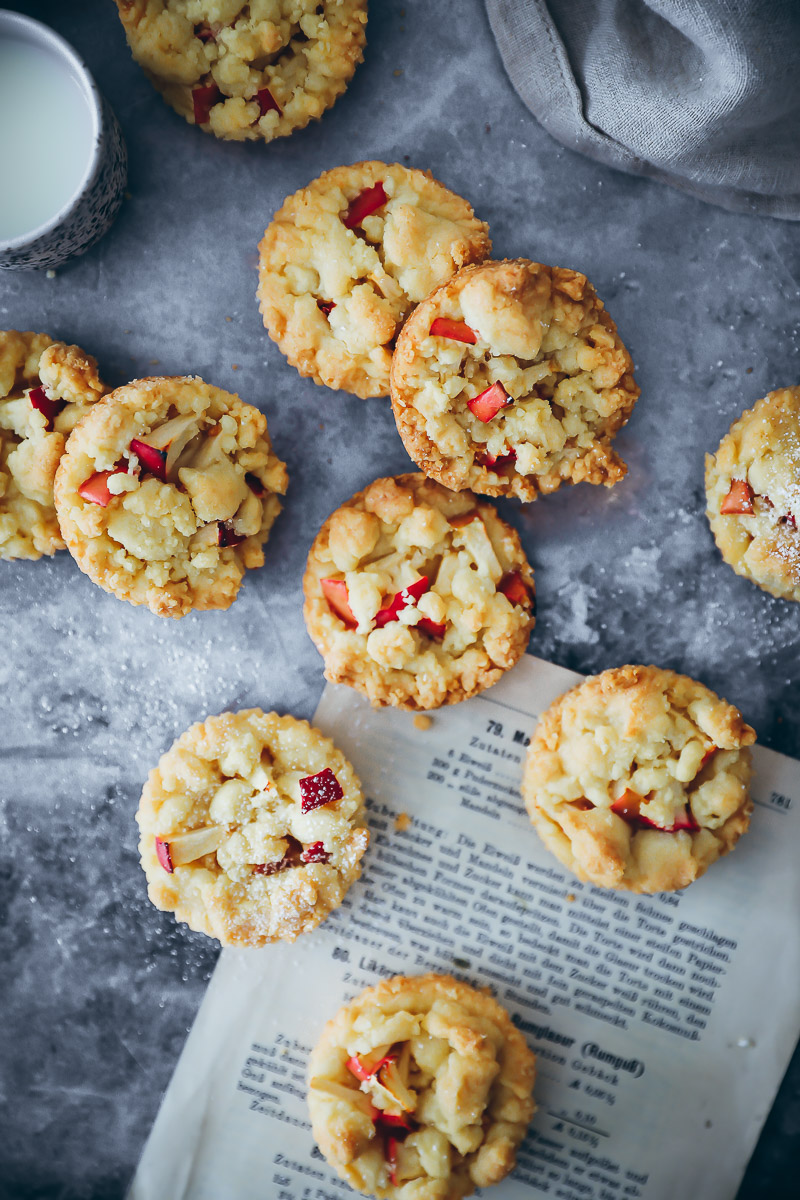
[485,0,800,219]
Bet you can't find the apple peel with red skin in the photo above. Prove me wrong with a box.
[299,766,344,813]
[29,385,65,431]
[192,83,221,125]
[343,182,388,229]
[468,381,511,423]
[429,317,477,345]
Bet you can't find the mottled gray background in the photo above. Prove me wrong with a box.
[1,2,798,1198]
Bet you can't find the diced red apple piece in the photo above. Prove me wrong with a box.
[447,510,478,528]
[301,841,330,864]
[245,472,265,496]
[194,22,215,42]
[317,299,336,316]
[720,479,754,514]
[429,317,478,345]
[129,438,168,482]
[418,617,446,639]
[253,857,290,876]
[667,807,699,832]
[781,512,797,528]
[477,448,516,469]
[498,571,531,607]
[376,1111,414,1130]
[218,520,245,548]
[193,83,222,125]
[256,87,281,116]
[321,578,358,628]
[29,385,65,430]
[299,766,344,813]
[386,1135,399,1186]
[346,1044,395,1082]
[155,837,174,873]
[377,1059,416,1113]
[78,467,128,507]
[611,789,643,822]
[468,381,510,423]
[344,182,388,229]
[155,826,224,872]
[375,576,429,628]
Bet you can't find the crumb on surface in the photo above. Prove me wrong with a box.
[413,713,432,731]
[395,812,412,832]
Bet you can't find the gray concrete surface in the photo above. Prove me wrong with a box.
[0,2,798,1197]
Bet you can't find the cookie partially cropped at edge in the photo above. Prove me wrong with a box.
[303,473,535,710]
[115,0,368,142]
[0,331,106,560]
[137,709,369,946]
[53,375,287,617]
[390,258,640,501]
[522,665,755,894]
[308,972,536,1199]
[257,161,492,398]
[705,386,800,602]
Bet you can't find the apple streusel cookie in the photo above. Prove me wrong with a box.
[137,709,369,945]
[303,473,535,710]
[705,387,800,602]
[522,665,755,894]
[257,161,491,398]
[308,973,536,1200]
[53,375,287,617]
[390,258,639,500]
[114,0,368,142]
[0,330,106,561]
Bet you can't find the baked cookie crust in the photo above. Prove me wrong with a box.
[705,387,800,602]
[53,375,287,617]
[390,259,639,500]
[303,473,535,710]
[137,709,369,946]
[115,0,368,142]
[308,972,536,1199]
[522,665,755,894]
[257,161,491,398]
[0,331,106,560]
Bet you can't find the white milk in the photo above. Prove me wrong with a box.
[0,37,95,241]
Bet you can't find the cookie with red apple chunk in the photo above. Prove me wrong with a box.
[705,387,800,602]
[308,972,536,1199]
[390,258,639,501]
[0,331,106,561]
[137,709,369,945]
[522,665,755,894]
[115,0,367,142]
[53,375,287,617]
[303,473,535,710]
[257,161,491,398]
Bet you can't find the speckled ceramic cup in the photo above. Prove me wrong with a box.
[0,10,127,271]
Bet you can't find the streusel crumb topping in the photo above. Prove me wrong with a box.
[391,259,639,500]
[308,973,536,1199]
[137,709,369,945]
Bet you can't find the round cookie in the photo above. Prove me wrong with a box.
[137,709,369,946]
[53,375,287,617]
[522,665,755,894]
[705,387,800,602]
[257,162,491,398]
[308,972,537,1199]
[0,331,106,560]
[115,0,368,142]
[390,258,640,501]
[303,473,535,710]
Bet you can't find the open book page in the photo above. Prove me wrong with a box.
[128,655,800,1200]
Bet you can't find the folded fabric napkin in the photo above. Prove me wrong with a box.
[485,0,800,219]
